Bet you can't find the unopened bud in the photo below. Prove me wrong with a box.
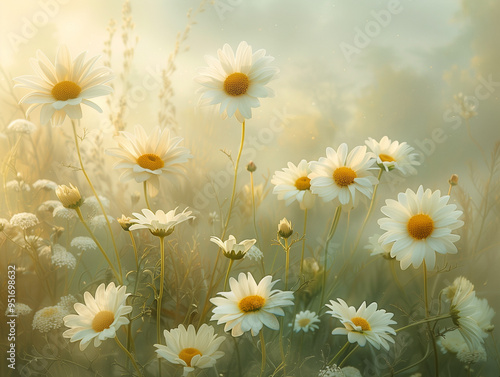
[56,184,83,209]
[117,215,134,231]
[449,174,459,186]
[278,217,293,239]
[246,161,257,172]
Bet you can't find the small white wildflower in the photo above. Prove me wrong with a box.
[245,245,263,261]
[438,329,468,354]
[6,180,30,192]
[208,211,219,225]
[294,310,320,333]
[57,294,78,311]
[10,212,39,230]
[33,179,58,191]
[83,196,110,213]
[318,365,343,377]
[51,245,76,269]
[364,233,392,259]
[5,303,32,316]
[38,200,63,213]
[0,218,10,231]
[53,206,77,220]
[7,119,37,134]
[32,306,68,332]
[457,346,487,364]
[70,236,97,252]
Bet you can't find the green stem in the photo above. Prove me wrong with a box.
[279,319,286,377]
[259,330,266,377]
[223,259,234,291]
[115,336,143,377]
[395,314,451,333]
[250,171,264,275]
[143,181,152,211]
[199,121,246,326]
[328,341,350,365]
[285,238,290,290]
[423,261,440,377]
[157,236,166,377]
[299,209,308,275]
[338,344,359,368]
[71,120,123,283]
[319,206,342,312]
[129,231,139,273]
[75,207,121,283]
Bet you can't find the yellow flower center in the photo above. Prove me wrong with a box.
[298,318,311,327]
[333,167,357,187]
[379,153,395,162]
[295,176,311,190]
[238,295,265,312]
[224,72,249,96]
[178,347,202,367]
[407,214,434,240]
[137,153,165,171]
[91,310,115,332]
[351,317,371,331]
[51,81,82,101]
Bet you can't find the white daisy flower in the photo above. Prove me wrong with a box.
[365,136,420,175]
[210,235,256,260]
[10,212,39,230]
[7,119,37,134]
[106,125,192,197]
[364,233,392,258]
[154,324,225,377]
[310,144,378,207]
[129,207,194,237]
[437,329,469,354]
[210,272,294,337]
[293,310,320,333]
[325,298,396,351]
[271,160,316,210]
[196,41,279,122]
[444,277,488,351]
[474,297,495,333]
[33,305,68,333]
[63,283,132,350]
[378,186,464,270]
[14,46,113,126]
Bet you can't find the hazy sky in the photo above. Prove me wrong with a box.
[1,0,499,193]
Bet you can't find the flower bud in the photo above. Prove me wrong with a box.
[278,217,293,239]
[117,215,134,231]
[246,161,257,172]
[449,174,459,186]
[56,184,83,209]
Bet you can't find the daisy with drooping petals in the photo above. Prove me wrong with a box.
[326,298,396,351]
[378,186,464,270]
[293,310,320,333]
[106,125,192,197]
[196,41,279,122]
[210,235,256,260]
[62,283,131,350]
[365,136,420,175]
[310,144,378,207]
[210,272,294,337]
[129,207,194,237]
[271,159,316,210]
[443,277,488,351]
[154,324,225,377]
[15,46,113,126]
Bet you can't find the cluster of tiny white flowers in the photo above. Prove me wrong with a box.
[6,180,31,192]
[71,236,97,252]
[7,119,37,134]
[83,196,110,213]
[10,212,39,230]
[51,245,76,269]
[318,365,343,377]
[37,200,62,213]
[57,294,78,311]
[245,245,263,261]
[53,206,77,220]
[90,215,115,229]
[457,347,487,364]
[33,179,58,191]
[5,303,32,316]
[32,305,68,333]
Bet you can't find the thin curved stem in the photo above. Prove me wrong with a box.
[319,206,342,312]
[199,121,246,326]
[338,344,358,368]
[299,209,308,275]
[71,120,123,282]
[157,236,166,377]
[284,238,290,290]
[115,336,143,377]
[395,314,451,333]
[223,259,234,291]
[328,341,350,365]
[143,181,152,210]
[75,207,121,283]
[423,261,440,377]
